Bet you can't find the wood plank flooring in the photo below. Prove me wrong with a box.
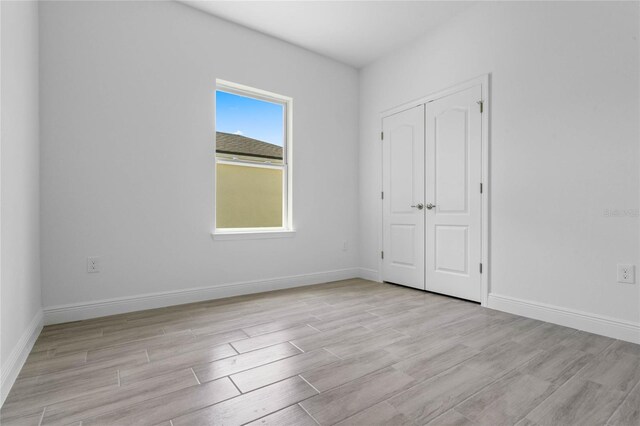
[2,279,639,426]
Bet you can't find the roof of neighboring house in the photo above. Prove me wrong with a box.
[216,132,283,160]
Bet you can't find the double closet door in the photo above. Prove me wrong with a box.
[382,84,483,302]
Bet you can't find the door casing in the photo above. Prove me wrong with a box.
[378,74,490,306]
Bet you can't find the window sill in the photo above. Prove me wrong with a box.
[211,229,296,241]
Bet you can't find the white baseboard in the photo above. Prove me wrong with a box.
[358,268,381,282]
[1,309,43,407]
[487,293,640,344]
[44,268,361,325]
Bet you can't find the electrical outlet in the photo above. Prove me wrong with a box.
[87,256,100,273]
[617,264,635,284]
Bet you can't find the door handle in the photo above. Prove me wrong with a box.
[426,203,436,210]
[411,203,424,210]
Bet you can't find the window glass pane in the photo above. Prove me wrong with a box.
[216,90,284,162]
[215,89,286,229]
[216,164,283,228]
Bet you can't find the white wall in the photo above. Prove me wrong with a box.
[39,1,359,316]
[1,0,43,404]
[360,2,640,327]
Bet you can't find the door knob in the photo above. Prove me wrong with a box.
[411,203,424,210]
[426,203,436,210]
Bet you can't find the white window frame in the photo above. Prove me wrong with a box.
[212,80,294,239]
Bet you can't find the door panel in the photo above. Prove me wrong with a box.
[390,126,415,214]
[435,225,468,274]
[390,225,416,266]
[436,108,469,213]
[382,105,425,290]
[426,86,482,301]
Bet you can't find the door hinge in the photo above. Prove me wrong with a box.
[381,251,384,259]
[381,191,384,200]
[480,183,483,194]
[477,100,484,113]
[381,131,384,140]
[480,263,483,274]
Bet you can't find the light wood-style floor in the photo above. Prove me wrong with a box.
[2,279,639,426]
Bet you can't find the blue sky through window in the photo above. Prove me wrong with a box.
[216,90,284,147]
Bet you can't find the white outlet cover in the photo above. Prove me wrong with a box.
[617,264,635,284]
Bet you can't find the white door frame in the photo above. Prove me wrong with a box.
[378,74,491,306]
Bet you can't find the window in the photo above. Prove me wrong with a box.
[214,80,292,236]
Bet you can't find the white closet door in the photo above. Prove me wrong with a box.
[425,85,482,302]
[382,105,425,290]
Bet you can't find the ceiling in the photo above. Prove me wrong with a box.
[180,1,475,68]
